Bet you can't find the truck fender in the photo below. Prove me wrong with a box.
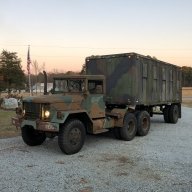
[57,110,93,134]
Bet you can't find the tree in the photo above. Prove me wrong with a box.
[80,63,86,74]
[0,50,26,92]
[182,66,192,87]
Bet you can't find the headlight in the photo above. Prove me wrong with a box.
[44,110,50,118]
[41,104,50,120]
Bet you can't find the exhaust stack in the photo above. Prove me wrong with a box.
[43,71,48,95]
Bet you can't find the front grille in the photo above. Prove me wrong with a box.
[23,102,41,120]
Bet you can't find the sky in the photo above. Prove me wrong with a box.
[1,0,192,74]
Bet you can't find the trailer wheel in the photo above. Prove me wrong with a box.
[169,105,179,124]
[21,125,46,146]
[163,106,170,123]
[58,119,85,155]
[136,111,150,136]
[120,113,137,141]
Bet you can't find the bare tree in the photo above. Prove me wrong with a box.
[52,68,59,74]
[32,60,45,94]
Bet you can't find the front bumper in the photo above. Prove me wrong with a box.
[12,117,21,129]
[11,117,59,132]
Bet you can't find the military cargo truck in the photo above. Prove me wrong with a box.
[12,52,182,154]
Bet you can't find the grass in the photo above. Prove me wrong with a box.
[0,89,191,138]
[0,109,21,138]
[182,101,192,108]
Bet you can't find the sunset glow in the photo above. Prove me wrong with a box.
[1,0,192,74]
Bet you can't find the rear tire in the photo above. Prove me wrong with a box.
[136,111,150,136]
[113,127,122,139]
[169,104,179,124]
[163,106,170,123]
[21,126,46,146]
[58,119,85,155]
[120,113,137,141]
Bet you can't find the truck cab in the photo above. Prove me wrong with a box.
[12,75,113,154]
[52,75,106,119]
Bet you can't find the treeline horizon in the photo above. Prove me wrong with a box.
[1,50,192,93]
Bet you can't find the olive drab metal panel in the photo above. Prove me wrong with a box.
[86,53,182,106]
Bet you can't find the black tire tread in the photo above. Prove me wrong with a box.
[169,104,179,124]
[113,127,122,139]
[120,113,137,141]
[136,111,150,136]
[163,106,170,123]
[58,119,85,155]
[21,126,46,146]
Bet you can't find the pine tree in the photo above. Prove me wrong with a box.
[0,50,26,92]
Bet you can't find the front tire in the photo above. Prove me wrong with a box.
[21,126,46,146]
[58,119,85,155]
[120,113,137,141]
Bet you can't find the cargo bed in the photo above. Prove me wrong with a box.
[86,52,182,106]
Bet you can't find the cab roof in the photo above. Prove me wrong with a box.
[53,75,105,80]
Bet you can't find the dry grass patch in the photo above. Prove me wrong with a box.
[182,101,192,108]
[182,87,192,97]
[0,109,20,138]
[182,87,192,108]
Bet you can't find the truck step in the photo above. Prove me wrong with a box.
[93,129,109,134]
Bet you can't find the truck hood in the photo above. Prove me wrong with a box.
[23,94,83,104]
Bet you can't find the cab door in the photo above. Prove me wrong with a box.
[82,79,105,118]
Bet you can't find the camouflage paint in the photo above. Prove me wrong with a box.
[106,108,128,127]
[86,52,182,106]
[81,94,105,118]
[12,53,182,135]
[12,75,108,133]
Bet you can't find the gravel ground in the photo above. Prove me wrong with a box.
[0,106,192,192]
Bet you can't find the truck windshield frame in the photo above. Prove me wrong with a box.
[53,78,85,93]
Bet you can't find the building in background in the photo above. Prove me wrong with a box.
[32,83,53,93]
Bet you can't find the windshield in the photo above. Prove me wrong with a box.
[53,79,85,93]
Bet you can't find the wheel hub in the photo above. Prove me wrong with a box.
[69,128,81,145]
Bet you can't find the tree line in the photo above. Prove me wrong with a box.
[0,50,25,92]
[182,66,192,87]
[0,50,82,93]
[0,50,192,93]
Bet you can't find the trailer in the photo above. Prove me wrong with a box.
[86,52,182,107]
[85,52,182,138]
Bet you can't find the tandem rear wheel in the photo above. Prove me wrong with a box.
[120,113,137,141]
[136,111,150,136]
[113,111,151,140]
